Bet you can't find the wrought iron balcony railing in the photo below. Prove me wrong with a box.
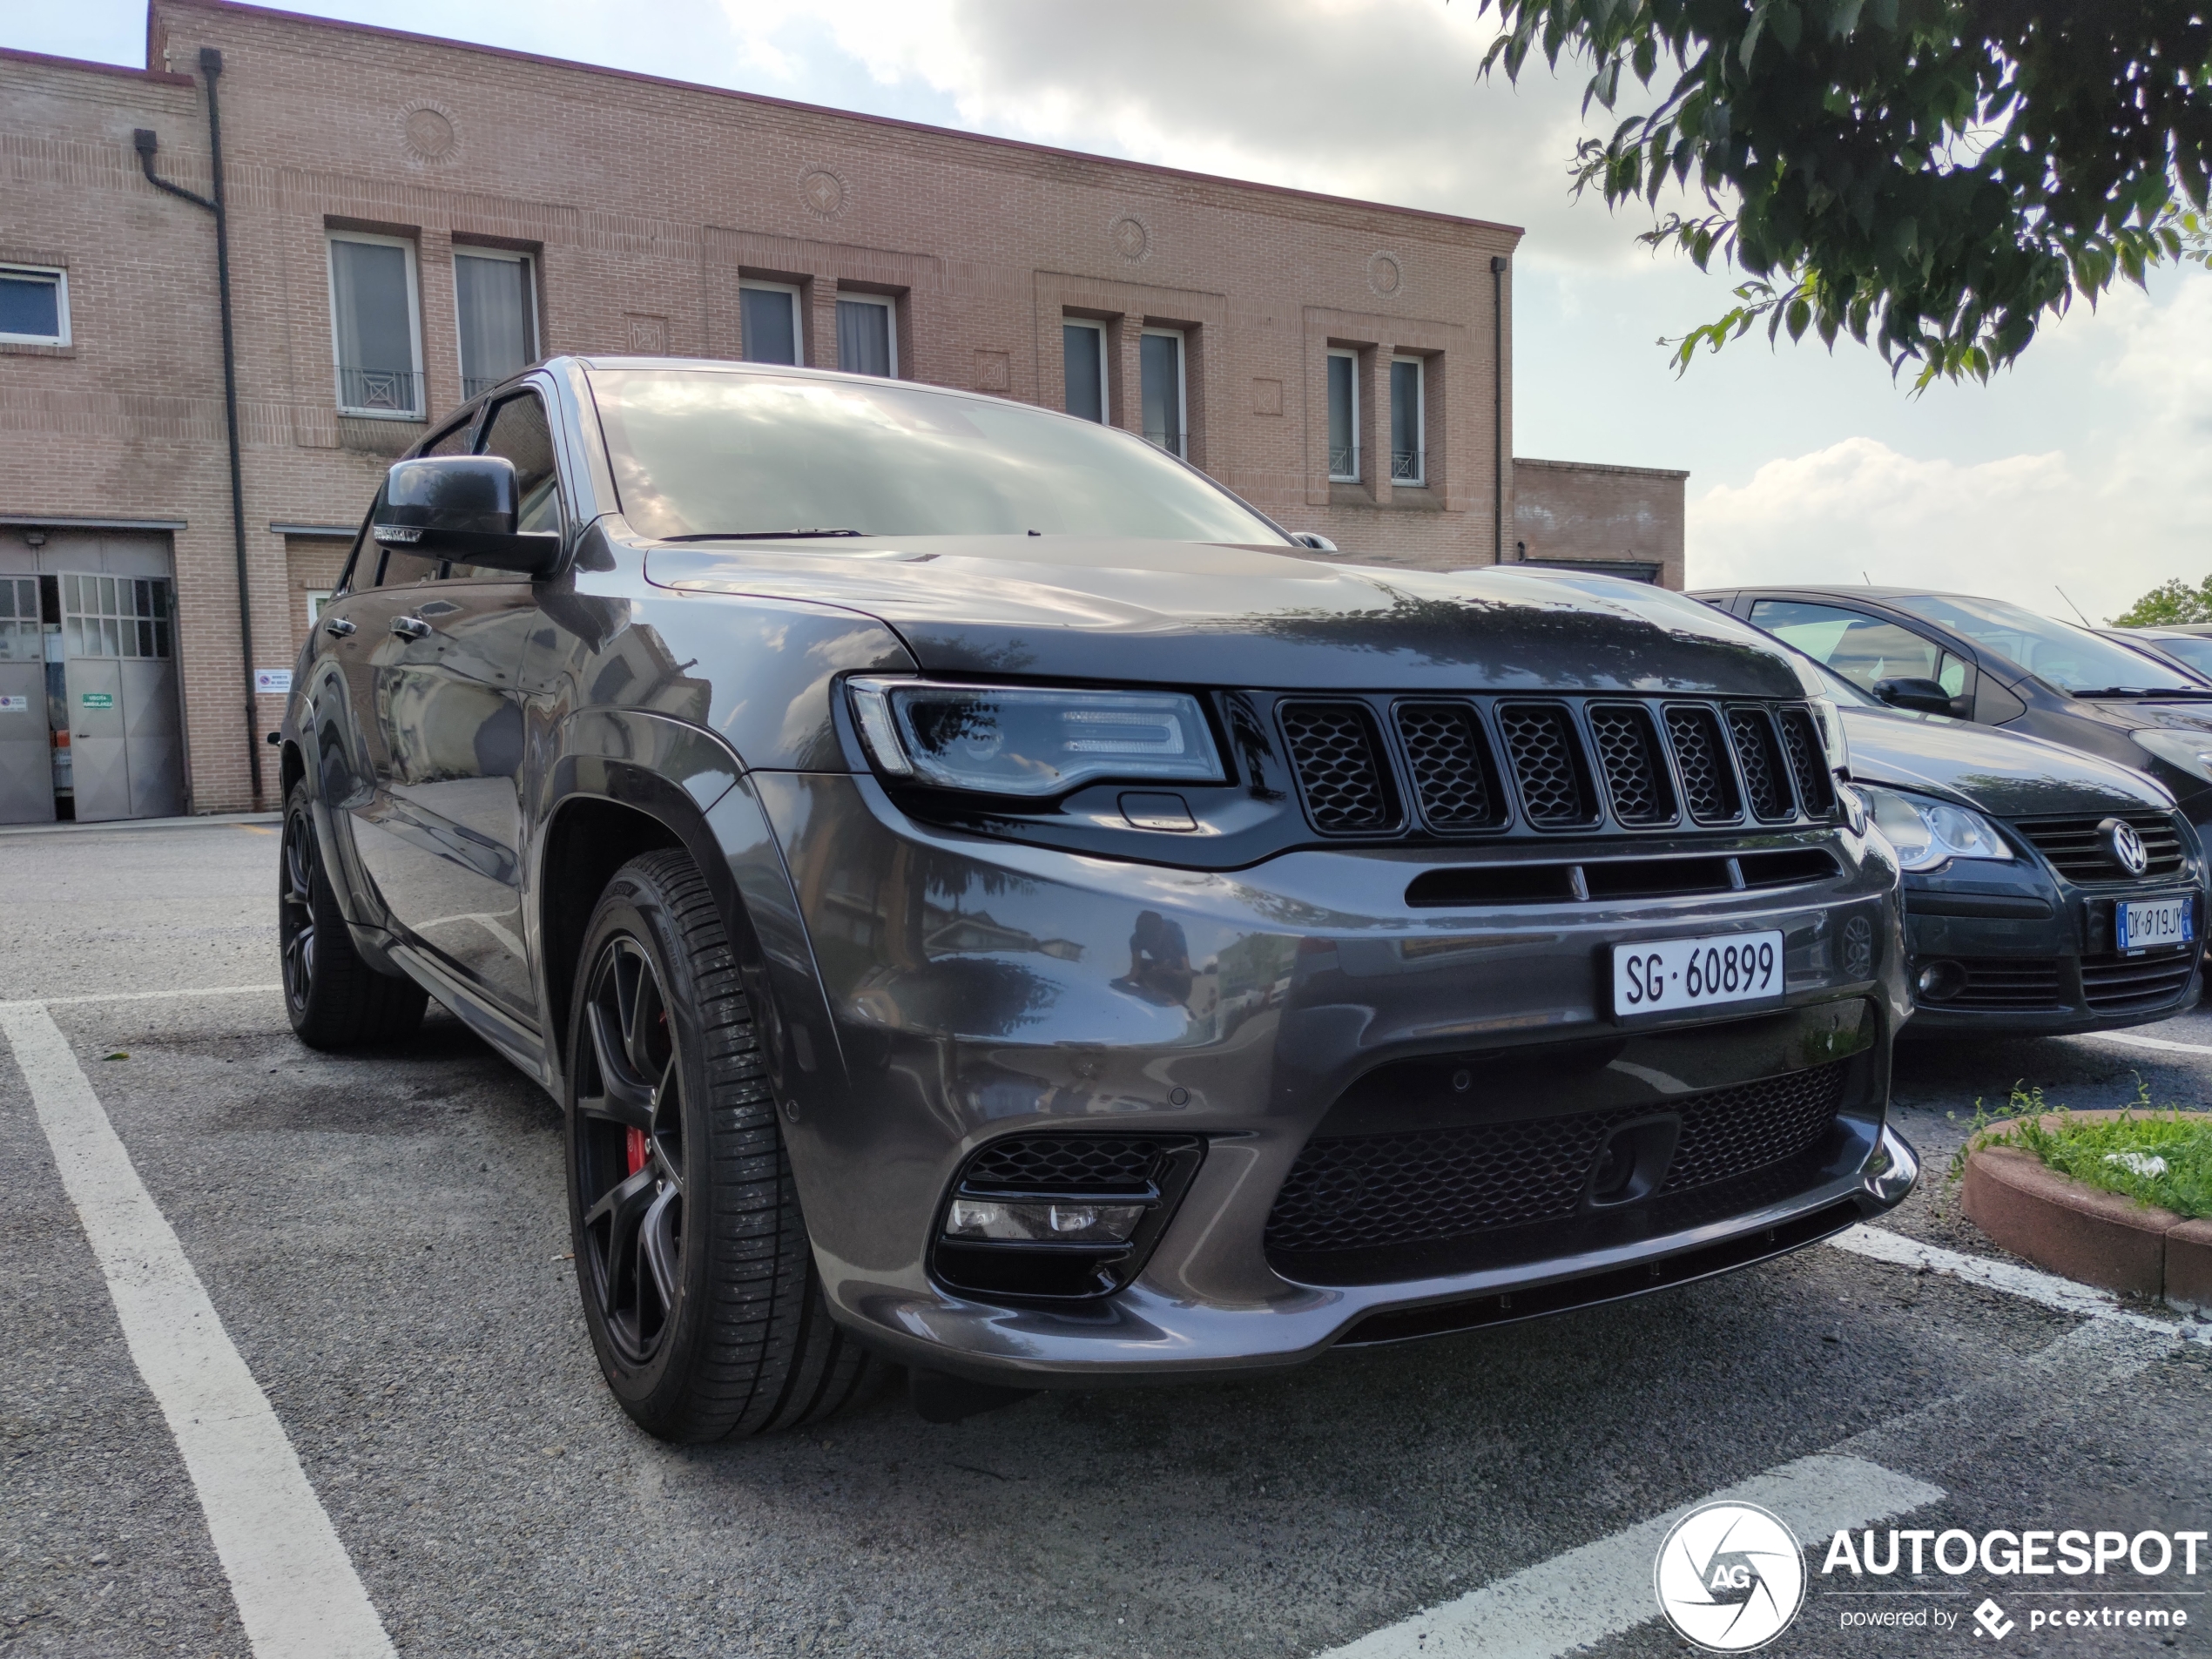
[337,366,423,417]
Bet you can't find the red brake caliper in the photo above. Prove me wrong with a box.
[625,1126,649,1177]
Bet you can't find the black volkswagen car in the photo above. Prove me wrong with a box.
[278,359,1914,1439]
[1692,586,2212,854]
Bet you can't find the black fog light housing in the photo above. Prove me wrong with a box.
[931,1134,1205,1300]
[1913,959,1966,1003]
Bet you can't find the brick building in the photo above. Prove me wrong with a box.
[0,0,1684,822]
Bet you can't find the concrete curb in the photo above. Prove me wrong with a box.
[1960,1110,2207,1314]
[0,812,280,840]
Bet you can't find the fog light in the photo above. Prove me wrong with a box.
[1913,960,1966,1003]
[944,1198,1145,1244]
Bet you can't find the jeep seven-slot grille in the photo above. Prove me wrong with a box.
[1276,697,1829,839]
[2013,813,2187,884]
[1264,1062,1849,1258]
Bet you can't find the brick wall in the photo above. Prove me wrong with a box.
[0,0,1668,813]
[1511,457,1689,590]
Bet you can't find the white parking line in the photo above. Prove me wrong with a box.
[1318,1454,1944,1659]
[0,984,282,1010]
[0,1003,395,1659]
[2081,1028,2212,1057]
[1827,1223,2202,1339]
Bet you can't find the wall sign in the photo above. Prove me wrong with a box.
[0,695,27,713]
[254,669,293,695]
[80,691,114,709]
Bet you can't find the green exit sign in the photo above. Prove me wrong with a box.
[80,691,115,709]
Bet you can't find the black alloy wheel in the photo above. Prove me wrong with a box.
[563,850,885,1440]
[278,778,428,1049]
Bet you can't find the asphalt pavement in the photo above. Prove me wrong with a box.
[2,820,2207,1658]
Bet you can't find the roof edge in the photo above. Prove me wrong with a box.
[1515,456,1691,481]
[0,43,196,87]
[147,0,1524,239]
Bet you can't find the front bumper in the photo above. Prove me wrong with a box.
[752,770,1913,1385]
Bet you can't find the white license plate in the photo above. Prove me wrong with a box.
[2117,897,2194,953]
[1613,930,1785,1018]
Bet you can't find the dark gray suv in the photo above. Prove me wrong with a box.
[277,358,1916,1439]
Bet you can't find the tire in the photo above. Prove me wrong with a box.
[280,779,429,1049]
[564,849,883,1441]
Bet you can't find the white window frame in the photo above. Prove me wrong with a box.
[326,230,425,420]
[1063,318,1109,422]
[834,291,898,377]
[1140,326,1188,458]
[451,246,538,400]
[1390,354,1426,486]
[739,280,806,367]
[1326,347,1360,482]
[0,263,71,347]
[306,590,334,627]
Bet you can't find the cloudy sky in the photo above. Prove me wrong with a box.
[15,0,2209,621]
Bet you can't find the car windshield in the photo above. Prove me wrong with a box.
[589,368,1286,545]
[1894,594,2201,694]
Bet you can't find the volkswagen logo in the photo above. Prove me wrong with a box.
[2100,817,2149,877]
[1653,1500,1807,1651]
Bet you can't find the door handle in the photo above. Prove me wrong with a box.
[323,616,357,637]
[390,616,432,640]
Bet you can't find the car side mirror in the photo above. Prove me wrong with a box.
[1872,676,1956,717]
[373,455,560,574]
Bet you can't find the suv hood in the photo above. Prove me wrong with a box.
[1840,704,2171,819]
[644,535,1804,695]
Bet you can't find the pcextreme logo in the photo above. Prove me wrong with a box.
[1655,1501,1808,1652]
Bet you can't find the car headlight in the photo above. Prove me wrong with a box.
[847,678,1225,796]
[1856,784,2013,873]
[2131,727,2212,787]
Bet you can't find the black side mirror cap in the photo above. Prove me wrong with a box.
[1872,676,1956,716]
[373,455,560,574]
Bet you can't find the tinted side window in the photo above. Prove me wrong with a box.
[422,415,475,456]
[1749,599,1964,695]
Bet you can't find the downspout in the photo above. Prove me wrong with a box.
[133,45,263,812]
[1491,254,1508,563]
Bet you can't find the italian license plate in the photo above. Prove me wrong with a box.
[2117,897,2194,953]
[1613,929,1784,1019]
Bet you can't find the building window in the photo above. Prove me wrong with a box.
[455,248,536,399]
[1390,356,1424,484]
[1140,327,1186,457]
[836,293,896,377]
[306,590,334,627]
[740,282,803,366]
[0,265,69,346]
[1063,320,1108,422]
[62,574,172,660]
[1326,348,1359,481]
[327,233,424,417]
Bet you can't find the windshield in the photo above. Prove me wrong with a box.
[1891,594,2200,694]
[590,368,1286,545]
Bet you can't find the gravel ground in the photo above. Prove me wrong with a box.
[2,821,2206,1658]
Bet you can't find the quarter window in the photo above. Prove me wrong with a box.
[740,282,803,366]
[1390,357,1424,484]
[1326,349,1359,481]
[455,248,537,399]
[1140,328,1186,458]
[1063,320,1109,422]
[835,294,896,377]
[327,233,424,418]
[0,265,69,346]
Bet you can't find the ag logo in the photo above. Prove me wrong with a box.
[1653,1500,1806,1652]
[2100,817,2148,876]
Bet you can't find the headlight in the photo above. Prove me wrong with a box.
[847,678,1225,796]
[2131,727,2212,787]
[1857,784,2013,872]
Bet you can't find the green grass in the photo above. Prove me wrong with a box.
[1951,1082,2212,1221]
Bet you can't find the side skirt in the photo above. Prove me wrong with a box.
[387,941,556,1094]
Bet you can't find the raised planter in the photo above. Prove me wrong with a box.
[1960,1111,2206,1313]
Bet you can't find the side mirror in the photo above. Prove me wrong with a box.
[1873,677,1956,717]
[373,455,560,574]
[1288,531,1339,552]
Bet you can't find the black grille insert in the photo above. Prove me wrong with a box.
[1281,703,1397,833]
[2014,813,2186,883]
[2081,949,2196,1013]
[1666,705,1743,824]
[1921,958,2065,1011]
[1395,703,1504,831]
[1497,704,1595,826]
[959,1135,1166,1195]
[1727,706,1796,821]
[1588,703,1677,826]
[1777,706,1837,819]
[1264,1062,1849,1259]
